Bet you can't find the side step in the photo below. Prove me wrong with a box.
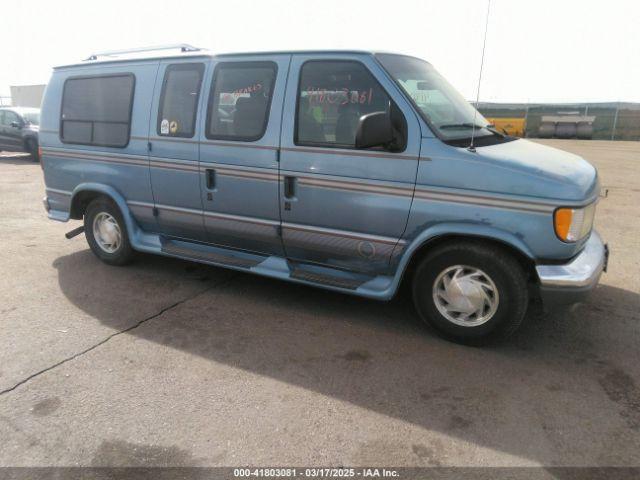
[156,237,395,299]
[161,238,262,269]
[290,266,367,290]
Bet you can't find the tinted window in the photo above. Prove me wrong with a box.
[61,74,134,147]
[206,62,276,141]
[296,61,392,147]
[157,63,204,138]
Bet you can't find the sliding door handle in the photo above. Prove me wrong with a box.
[205,169,216,190]
[284,176,297,199]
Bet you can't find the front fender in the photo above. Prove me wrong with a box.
[22,133,38,143]
[385,222,536,299]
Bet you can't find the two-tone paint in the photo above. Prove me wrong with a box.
[40,50,605,302]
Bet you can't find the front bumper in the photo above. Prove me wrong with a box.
[536,230,608,305]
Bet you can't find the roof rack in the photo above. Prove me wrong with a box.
[84,44,204,61]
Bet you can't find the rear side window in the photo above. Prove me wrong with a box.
[157,63,204,138]
[61,74,135,147]
[206,62,277,141]
[296,60,392,148]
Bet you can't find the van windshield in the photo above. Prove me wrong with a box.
[376,54,493,142]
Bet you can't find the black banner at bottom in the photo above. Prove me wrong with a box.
[0,468,639,480]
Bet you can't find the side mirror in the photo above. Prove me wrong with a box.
[10,121,23,129]
[355,111,394,150]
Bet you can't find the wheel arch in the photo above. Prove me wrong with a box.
[395,224,538,295]
[23,135,37,148]
[69,184,136,235]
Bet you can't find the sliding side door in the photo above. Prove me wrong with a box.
[198,55,290,256]
[148,60,208,241]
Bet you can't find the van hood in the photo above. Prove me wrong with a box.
[453,139,599,202]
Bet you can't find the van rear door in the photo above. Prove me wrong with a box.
[148,60,208,241]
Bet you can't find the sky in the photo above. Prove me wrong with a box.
[1,0,639,104]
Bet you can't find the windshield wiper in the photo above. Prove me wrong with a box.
[438,123,488,130]
[484,124,506,138]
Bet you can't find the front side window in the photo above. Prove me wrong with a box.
[296,60,392,148]
[376,54,493,142]
[61,74,134,147]
[206,62,277,141]
[157,63,204,138]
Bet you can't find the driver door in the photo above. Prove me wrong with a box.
[0,111,23,150]
[278,54,421,275]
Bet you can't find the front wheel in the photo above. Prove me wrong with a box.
[25,138,39,162]
[84,197,134,266]
[412,241,529,345]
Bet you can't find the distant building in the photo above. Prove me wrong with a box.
[9,84,46,108]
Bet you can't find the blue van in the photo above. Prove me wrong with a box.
[40,45,608,344]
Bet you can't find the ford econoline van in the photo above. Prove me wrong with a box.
[40,45,608,344]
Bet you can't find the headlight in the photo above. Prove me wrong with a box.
[554,203,596,242]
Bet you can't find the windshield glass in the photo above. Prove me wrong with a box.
[376,54,492,141]
[23,112,40,125]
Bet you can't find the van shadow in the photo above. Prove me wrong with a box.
[53,250,640,465]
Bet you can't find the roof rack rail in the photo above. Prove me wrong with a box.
[84,44,204,61]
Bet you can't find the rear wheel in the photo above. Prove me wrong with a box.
[412,241,528,345]
[84,198,134,266]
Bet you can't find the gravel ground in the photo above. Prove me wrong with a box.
[0,140,638,467]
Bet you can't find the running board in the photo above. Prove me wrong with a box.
[290,266,368,290]
[161,238,263,269]
[156,237,395,299]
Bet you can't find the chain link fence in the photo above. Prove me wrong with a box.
[478,102,640,141]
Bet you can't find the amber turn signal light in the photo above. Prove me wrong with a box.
[554,208,574,241]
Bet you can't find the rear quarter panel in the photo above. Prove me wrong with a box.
[40,61,158,231]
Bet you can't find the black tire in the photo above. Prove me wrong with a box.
[25,138,39,162]
[412,241,528,345]
[84,197,134,266]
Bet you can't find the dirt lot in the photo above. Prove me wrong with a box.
[0,140,638,467]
